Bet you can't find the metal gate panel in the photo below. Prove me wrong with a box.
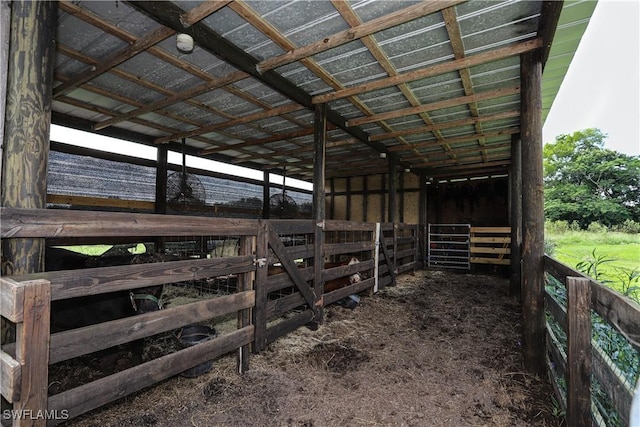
[427,224,470,270]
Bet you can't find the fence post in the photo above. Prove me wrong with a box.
[393,223,398,286]
[236,235,254,373]
[253,220,269,353]
[14,279,51,427]
[566,276,592,427]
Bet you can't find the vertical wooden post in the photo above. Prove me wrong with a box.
[399,172,405,223]
[0,0,10,181]
[312,103,327,327]
[510,133,522,298]
[566,277,592,427]
[154,145,168,252]
[253,221,268,353]
[1,1,56,274]
[388,155,398,223]
[418,170,428,268]
[346,177,351,221]
[262,170,270,219]
[520,49,545,375]
[312,103,326,222]
[380,174,386,222]
[362,176,368,222]
[236,235,254,373]
[15,279,51,427]
[373,223,381,293]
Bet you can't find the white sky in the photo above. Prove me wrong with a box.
[542,0,640,156]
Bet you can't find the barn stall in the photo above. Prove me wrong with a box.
[2,1,637,426]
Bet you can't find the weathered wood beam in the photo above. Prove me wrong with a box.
[347,86,520,127]
[314,38,542,104]
[370,110,519,142]
[313,104,327,221]
[389,128,520,153]
[414,152,511,169]
[257,0,464,73]
[2,1,56,278]
[510,133,522,298]
[520,49,545,376]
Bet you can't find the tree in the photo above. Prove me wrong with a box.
[543,128,640,228]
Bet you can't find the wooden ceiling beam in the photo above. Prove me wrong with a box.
[257,0,464,73]
[313,38,542,104]
[370,110,519,142]
[348,86,520,127]
[388,128,520,152]
[416,152,511,168]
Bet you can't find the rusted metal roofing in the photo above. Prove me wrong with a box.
[50,0,594,181]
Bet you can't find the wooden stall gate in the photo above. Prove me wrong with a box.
[545,255,640,427]
[469,227,511,266]
[0,208,257,426]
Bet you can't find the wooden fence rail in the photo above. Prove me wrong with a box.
[0,207,419,426]
[544,255,640,427]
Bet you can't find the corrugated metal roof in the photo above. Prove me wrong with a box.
[49,0,595,181]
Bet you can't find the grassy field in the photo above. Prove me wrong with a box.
[546,230,640,298]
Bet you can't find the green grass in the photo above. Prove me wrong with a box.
[57,243,147,257]
[546,230,640,298]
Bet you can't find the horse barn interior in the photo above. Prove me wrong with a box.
[3,1,639,427]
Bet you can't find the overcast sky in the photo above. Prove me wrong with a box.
[542,0,640,156]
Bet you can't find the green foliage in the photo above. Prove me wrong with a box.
[613,219,640,234]
[544,128,640,228]
[587,221,608,233]
[575,249,616,284]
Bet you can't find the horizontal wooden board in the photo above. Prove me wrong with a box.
[266,310,314,346]
[1,207,259,238]
[470,227,511,233]
[48,194,155,210]
[323,241,374,257]
[322,259,374,282]
[0,350,21,403]
[9,255,256,301]
[266,292,306,320]
[470,257,510,265]
[470,236,511,244]
[47,326,253,422]
[470,247,511,254]
[323,220,376,232]
[0,277,25,322]
[47,291,254,364]
[545,255,640,352]
[591,342,633,422]
[323,277,375,305]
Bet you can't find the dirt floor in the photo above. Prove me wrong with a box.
[62,269,563,427]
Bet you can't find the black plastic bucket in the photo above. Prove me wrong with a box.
[174,325,217,378]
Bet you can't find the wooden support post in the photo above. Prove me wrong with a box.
[253,221,268,353]
[418,170,428,268]
[0,0,10,181]
[14,279,51,427]
[311,103,327,327]
[236,235,254,373]
[566,277,592,427]
[380,174,386,222]
[154,145,168,253]
[262,170,270,219]
[520,49,545,376]
[510,133,522,298]
[363,176,368,222]
[1,1,56,274]
[388,155,398,223]
[346,177,351,221]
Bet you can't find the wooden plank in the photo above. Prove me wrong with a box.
[0,277,25,322]
[470,257,510,266]
[266,267,313,293]
[47,291,254,364]
[545,291,567,332]
[545,255,640,352]
[267,227,317,311]
[322,220,376,232]
[566,277,592,427]
[9,255,256,301]
[591,342,633,425]
[237,236,254,374]
[253,221,269,352]
[266,293,306,320]
[15,279,51,427]
[47,194,154,210]
[470,236,511,244]
[1,207,258,238]
[324,277,375,305]
[470,247,511,255]
[321,259,374,282]
[470,227,511,233]
[546,324,567,377]
[268,220,315,235]
[0,350,21,403]
[322,241,374,257]
[47,326,253,424]
[266,310,314,346]
[379,230,396,284]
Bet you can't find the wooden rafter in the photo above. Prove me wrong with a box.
[313,38,542,104]
[388,128,520,152]
[415,152,511,168]
[347,86,520,127]
[256,0,464,73]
